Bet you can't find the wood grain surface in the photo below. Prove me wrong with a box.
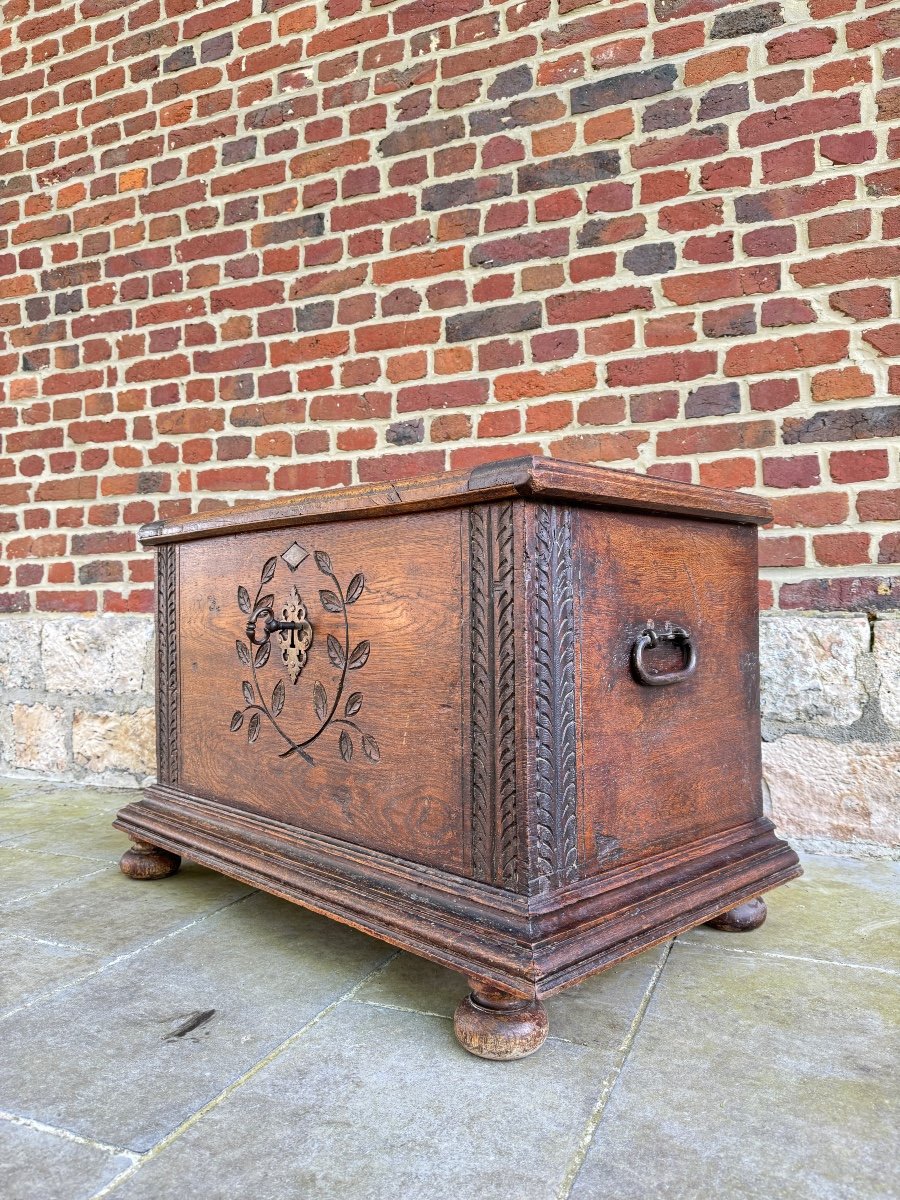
[573,508,763,872]
[176,508,467,873]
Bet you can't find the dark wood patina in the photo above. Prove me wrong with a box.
[116,456,801,1059]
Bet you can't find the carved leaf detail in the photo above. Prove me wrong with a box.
[495,502,519,889]
[468,505,517,888]
[157,545,179,787]
[327,634,345,669]
[533,505,578,888]
[339,730,352,762]
[236,550,379,772]
[469,507,492,883]
[348,640,370,670]
[362,735,380,763]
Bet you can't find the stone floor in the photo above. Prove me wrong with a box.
[0,779,897,1200]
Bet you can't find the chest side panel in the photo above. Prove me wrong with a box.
[173,509,467,873]
[574,507,762,870]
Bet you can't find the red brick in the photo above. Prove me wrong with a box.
[856,489,900,523]
[546,285,653,325]
[355,318,441,353]
[357,450,445,481]
[662,265,780,305]
[494,362,595,402]
[699,457,756,489]
[791,246,900,288]
[273,461,352,491]
[828,286,891,323]
[396,379,489,412]
[812,533,871,567]
[766,27,835,64]
[762,455,820,489]
[829,450,889,484]
[863,325,900,360]
[780,577,900,611]
[607,349,716,388]
[724,331,849,378]
[811,366,874,403]
[656,421,775,456]
[738,94,860,148]
[808,210,871,249]
[372,247,464,285]
[549,430,648,463]
[758,535,806,568]
[769,492,849,528]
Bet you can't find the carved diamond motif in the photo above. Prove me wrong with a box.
[281,541,309,572]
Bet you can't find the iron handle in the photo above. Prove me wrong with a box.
[631,623,696,687]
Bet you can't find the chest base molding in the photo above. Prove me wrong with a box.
[115,786,800,1000]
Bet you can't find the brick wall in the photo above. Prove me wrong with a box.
[0,0,898,616]
[0,0,898,848]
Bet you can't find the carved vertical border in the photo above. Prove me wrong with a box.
[533,504,578,889]
[156,543,179,788]
[469,503,519,889]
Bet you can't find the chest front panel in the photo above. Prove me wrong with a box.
[172,509,468,873]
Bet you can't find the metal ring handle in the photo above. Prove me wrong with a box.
[631,623,696,687]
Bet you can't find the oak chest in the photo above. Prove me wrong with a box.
[115,456,801,1059]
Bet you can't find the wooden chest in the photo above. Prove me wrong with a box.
[115,456,800,1059]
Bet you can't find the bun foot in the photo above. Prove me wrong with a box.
[706,896,767,932]
[119,840,181,881]
[453,983,549,1061]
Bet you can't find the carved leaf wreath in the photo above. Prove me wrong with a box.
[228,550,380,769]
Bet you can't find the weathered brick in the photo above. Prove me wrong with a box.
[378,116,465,158]
[446,303,541,342]
[711,4,783,40]
[685,382,740,417]
[782,406,900,445]
[571,65,677,115]
[517,151,619,192]
[422,174,512,211]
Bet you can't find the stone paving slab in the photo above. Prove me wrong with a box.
[680,854,900,973]
[0,780,897,1200]
[106,1002,618,1200]
[568,943,900,1200]
[0,863,253,957]
[0,1118,134,1200]
[0,934,103,1014]
[0,894,392,1151]
[0,848,106,906]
